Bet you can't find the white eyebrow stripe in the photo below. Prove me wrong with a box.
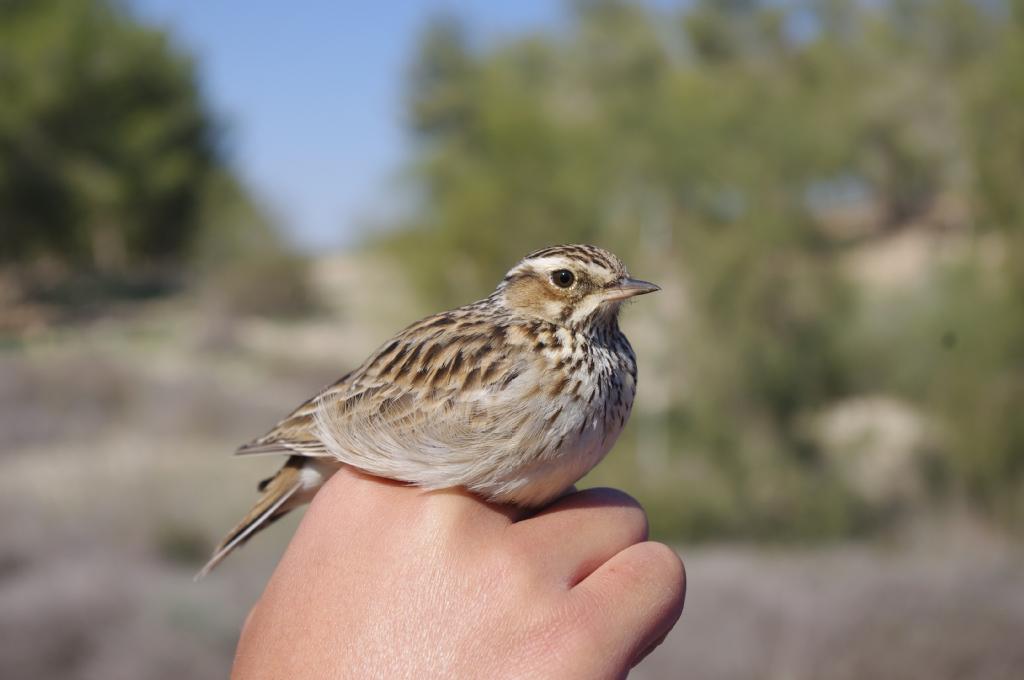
[522,256,574,271]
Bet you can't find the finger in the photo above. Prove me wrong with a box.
[512,488,649,585]
[503,484,580,523]
[569,542,686,672]
[632,624,674,669]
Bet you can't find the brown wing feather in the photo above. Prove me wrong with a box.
[206,300,523,575]
[232,305,499,458]
[195,457,307,579]
[234,371,358,457]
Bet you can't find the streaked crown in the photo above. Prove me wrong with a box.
[497,244,658,329]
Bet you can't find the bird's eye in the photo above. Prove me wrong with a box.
[551,269,575,288]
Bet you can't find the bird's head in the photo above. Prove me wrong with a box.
[497,244,659,330]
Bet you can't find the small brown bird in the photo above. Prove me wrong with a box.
[198,244,658,578]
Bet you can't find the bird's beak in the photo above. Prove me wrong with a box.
[601,277,661,302]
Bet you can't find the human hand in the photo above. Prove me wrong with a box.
[232,467,685,679]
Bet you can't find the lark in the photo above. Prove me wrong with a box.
[198,244,658,578]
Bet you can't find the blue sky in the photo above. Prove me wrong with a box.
[128,1,570,250]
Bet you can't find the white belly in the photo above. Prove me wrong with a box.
[469,358,636,507]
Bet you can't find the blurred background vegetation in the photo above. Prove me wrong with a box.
[2,1,1023,678]
[0,0,311,320]
[7,0,1022,541]
[385,0,1024,542]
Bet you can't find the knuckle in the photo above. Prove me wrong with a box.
[619,502,650,544]
[573,487,649,542]
[582,486,642,510]
[635,542,686,605]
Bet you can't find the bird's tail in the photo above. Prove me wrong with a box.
[195,456,327,580]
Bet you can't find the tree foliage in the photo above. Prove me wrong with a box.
[1,0,214,271]
[0,0,309,317]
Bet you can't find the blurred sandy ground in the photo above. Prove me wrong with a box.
[1,252,1021,680]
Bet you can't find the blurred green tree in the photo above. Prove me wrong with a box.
[0,0,310,318]
[0,0,214,272]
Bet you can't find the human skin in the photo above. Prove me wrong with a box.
[233,467,686,679]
